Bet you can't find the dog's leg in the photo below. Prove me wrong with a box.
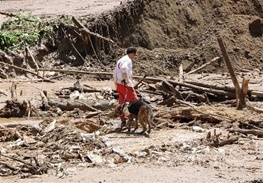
[138,107,147,134]
[133,116,139,132]
[127,115,133,133]
[147,114,152,133]
[147,109,154,133]
[139,119,147,133]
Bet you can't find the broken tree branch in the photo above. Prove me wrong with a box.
[186,57,220,75]
[0,61,53,83]
[229,128,263,137]
[25,46,40,71]
[72,16,117,45]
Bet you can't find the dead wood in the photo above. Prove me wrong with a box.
[155,80,183,100]
[10,82,17,100]
[158,96,177,107]
[185,57,220,75]
[0,153,38,170]
[204,129,239,147]
[74,119,100,133]
[217,37,246,109]
[37,68,112,76]
[138,89,163,96]
[0,61,53,83]
[0,68,8,79]
[179,64,184,83]
[169,80,236,99]
[76,101,98,112]
[48,100,98,112]
[173,100,233,122]
[134,74,147,89]
[229,128,263,137]
[250,91,263,98]
[185,80,236,93]
[0,125,22,141]
[185,79,263,100]
[40,91,50,111]
[60,27,87,64]
[180,91,206,103]
[85,111,102,118]
[218,136,239,146]
[0,161,19,172]
[0,89,8,96]
[246,100,263,113]
[25,46,40,71]
[241,76,250,107]
[60,86,101,93]
[0,100,28,118]
[72,16,117,45]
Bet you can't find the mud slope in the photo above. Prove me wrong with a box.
[84,0,262,74]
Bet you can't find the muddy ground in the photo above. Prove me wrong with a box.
[0,0,263,183]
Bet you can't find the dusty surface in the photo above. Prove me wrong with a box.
[0,0,263,183]
[0,79,262,183]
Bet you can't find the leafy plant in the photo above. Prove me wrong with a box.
[0,13,73,51]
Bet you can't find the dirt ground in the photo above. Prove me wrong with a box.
[0,0,263,183]
[0,80,262,183]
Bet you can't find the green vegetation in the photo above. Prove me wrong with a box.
[0,13,72,51]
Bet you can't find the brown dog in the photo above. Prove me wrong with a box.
[115,99,153,134]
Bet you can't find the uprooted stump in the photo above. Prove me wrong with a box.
[0,100,28,118]
[0,100,39,118]
[202,129,239,147]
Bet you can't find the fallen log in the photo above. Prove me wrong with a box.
[185,79,263,99]
[169,80,236,99]
[180,91,206,103]
[0,61,53,83]
[37,68,112,76]
[246,101,263,113]
[36,68,263,100]
[155,80,183,100]
[48,100,98,112]
[251,91,263,98]
[218,136,239,147]
[229,128,263,137]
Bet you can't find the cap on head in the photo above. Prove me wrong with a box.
[126,47,137,55]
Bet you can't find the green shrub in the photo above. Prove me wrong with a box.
[0,13,72,51]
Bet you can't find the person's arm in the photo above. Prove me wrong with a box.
[121,61,133,86]
[121,61,129,84]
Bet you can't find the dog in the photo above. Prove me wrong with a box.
[115,99,154,134]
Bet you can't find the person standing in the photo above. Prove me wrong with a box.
[113,47,139,127]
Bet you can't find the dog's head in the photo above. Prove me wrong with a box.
[114,102,130,117]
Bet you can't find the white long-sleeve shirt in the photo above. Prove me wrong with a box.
[113,55,134,87]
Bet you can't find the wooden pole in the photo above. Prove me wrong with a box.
[217,37,246,109]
